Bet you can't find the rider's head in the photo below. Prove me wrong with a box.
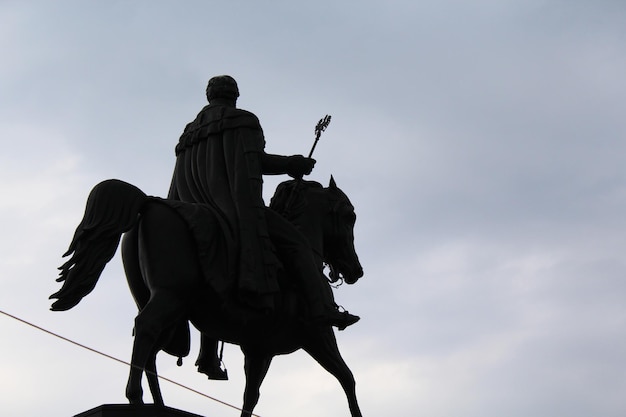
[206,75,239,105]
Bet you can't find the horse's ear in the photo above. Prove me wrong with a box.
[329,175,338,189]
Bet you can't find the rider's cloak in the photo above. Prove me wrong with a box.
[168,104,281,305]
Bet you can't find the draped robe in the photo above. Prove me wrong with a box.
[168,104,281,304]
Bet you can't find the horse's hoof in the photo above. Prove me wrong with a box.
[126,389,144,404]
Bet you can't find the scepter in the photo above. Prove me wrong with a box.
[281,114,331,216]
[308,114,331,158]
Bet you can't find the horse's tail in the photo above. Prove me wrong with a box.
[50,179,147,311]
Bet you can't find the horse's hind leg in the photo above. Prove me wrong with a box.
[304,329,363,417]
[240,350,273,417]
[126,291,185,404]
[145,349,163,405]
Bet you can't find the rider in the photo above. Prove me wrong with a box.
[168,75,359,379]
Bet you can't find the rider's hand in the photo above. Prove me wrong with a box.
[287,155,316,178]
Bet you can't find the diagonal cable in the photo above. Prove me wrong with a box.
[0,309,260,417]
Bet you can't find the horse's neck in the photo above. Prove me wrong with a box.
[291,194,325,259]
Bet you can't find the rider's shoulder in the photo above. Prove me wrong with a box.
[222,107,261,129]
[226,107,259,121]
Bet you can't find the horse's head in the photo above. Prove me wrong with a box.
[321,176,363,285]
[270,177,363,285]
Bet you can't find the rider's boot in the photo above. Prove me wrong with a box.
[196,336,228,380]
[313,277,360,330]
[308,302,360,330]
[196,356,229,380]
[328,308,360,331]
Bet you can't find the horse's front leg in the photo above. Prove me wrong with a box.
[241,349,273,417]
[304,328,362,417]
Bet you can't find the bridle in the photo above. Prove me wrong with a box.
[323,194,354,284]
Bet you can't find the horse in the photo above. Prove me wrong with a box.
[50,177,364,417]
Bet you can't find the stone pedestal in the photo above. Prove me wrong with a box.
[74,404,206,417]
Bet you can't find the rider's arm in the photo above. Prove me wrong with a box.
[260,153,290,175]
[260,153,315,178]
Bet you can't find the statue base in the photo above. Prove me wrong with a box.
[74,404,205,417]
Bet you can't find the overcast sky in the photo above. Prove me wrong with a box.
[1,1,626,416]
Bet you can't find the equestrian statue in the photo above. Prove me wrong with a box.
[50,75,365,417]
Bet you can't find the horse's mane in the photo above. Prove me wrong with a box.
[269,179,323,217]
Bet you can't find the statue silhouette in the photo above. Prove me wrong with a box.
[51,75,364,417]
[51,176,364,417]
